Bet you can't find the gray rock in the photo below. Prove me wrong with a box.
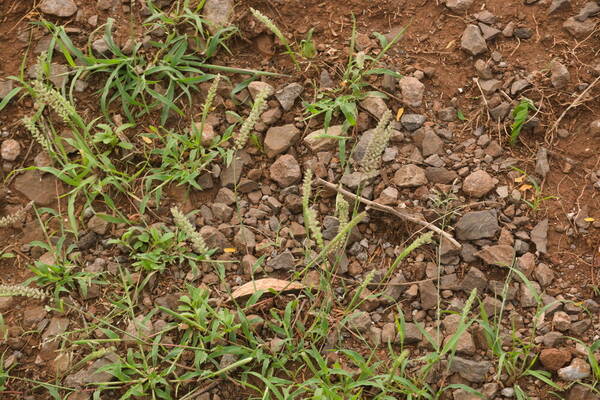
[97,0,113,11]
[381,323,396,343]
[462,170,496,198]
[401,114,426,131]
[448,357,491,383]
[424,154,445,167]
[399,77,425,107]
[211,203,233,222]
[347,310,371,333]
[64,353,118,386]
[511,79,531,95]
[437,106,457,122]
[267,251,295,270]
[490,102,511,121]
[553,311,571,332]
[570,319,592,336]
[475,245,515,266]
[381,273,407,304]
[531,219,548,254]
[92,38,109,54]
[399,322,423,344]
[534,263,554,287]
[461,267,488,293]
[576,2,600,21]
[478,23,501,41]
[87,215,109,235]
[563,17,597,39]
[420,130,444,157]
[275,83,303,111]
[360,96,389,119]
[479,79,502,95]
[367,326,382,347]
[550,60,570,89]
[0,80,14,98]
[474,10,496,24]
[40,0,78,17]
[248,81,274,100]
[514,27,533,39]
[591,120,600,136]
[474,59,493,79]
[319,70,335,89]
[203,0,234,33]
[461,24,487,56]
[14,170,61,205]
[304,125,343,152]
[558,358,591,381]
[270,155,301,187]
[567,384,600,400]
[393,164,428,187]
[28,62,69,89]
[220,152,248,187]
[547,0,571,15]
[419,280,438,309]
[234,226,256,250]
[1,139,21,161]
[340,171,372,190]
[445,0,474,12]
[264,124,301,158]
[455,210,499,240]
[482,296,502,316]
[535,147,550,178]
[199,226,229,249]
[519,281,541,308]
[352,129,376,163]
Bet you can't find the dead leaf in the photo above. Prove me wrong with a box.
[231,278,305,300]
[445,40,455,49]
[519,184,533,192]
[141,136,152,144]
[396,107,404,121]
[224,248,237,253]
[514,175,526,183]
[584,217,595,222]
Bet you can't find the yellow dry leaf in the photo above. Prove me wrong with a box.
[445,40,455,49]
[141,136,152,144]
[519,184,533,192]
[514,175,526,183]
[224,248,237,253]
[396,107,404,121]
[584,217,595,222]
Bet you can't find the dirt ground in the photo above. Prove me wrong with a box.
[0,0,599,399]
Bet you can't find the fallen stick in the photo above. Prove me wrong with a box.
[316,177,462,249]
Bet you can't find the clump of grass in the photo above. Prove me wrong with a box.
[233,86,272,150]
[359,109,393,173]
[0,284,46,299]
[171,206,209,255]
[250,7,299,69]
[510,98,536,145]
[0,201,33,228]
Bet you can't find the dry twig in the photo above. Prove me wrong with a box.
[316,177,462,249]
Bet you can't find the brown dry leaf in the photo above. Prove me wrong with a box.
[231,278,305,300]
[396,107,404,121]
[519,184,533,192]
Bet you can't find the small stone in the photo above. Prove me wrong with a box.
[267,251,295,270]
[475,245,515,267]
[360,96,389,119]
[40,0,78,17]
[558,358,591,381]
[502,21,515,37]
[531,219,548,254]
[399,77,425,107]
[563,17,596,39]
[399,322,423,344]
[576,2,600,21]
[547,0,571,15]
[478,23,501,41]
[393,164,428,187]
[474,59,493,79]
[381,323,396,343]
[553,311,571,332]
[461,24,488,56]
[269,155,301,187]
[347,310,371,333]
[234,226,255,250]
[304,125,343,152]
[534,263,554,287]
[275,83,303,111]
[448,357,491,383]
[570,319,592,336]
[319,70,335,89]
[401,114,426,131]
[535,147,550,179]
[87,215,109,235]
[520,281,541,308]
[482,296,502,316]
[567,384,600,400]
[474,10,496,24]
[550,60,570,89]
[92,38,109,54]
[437,106,457,122]
[540,348,572,371]
[445,0,474,12]
[514,26,533,39]
[425,167,458,184]
[203,0,234,34]
[455,210,499,240]
[419,280,438,310]
[589,120,600,136]
[461,267,488,293]
[97,0,113,10]
[264,124,301,158]
[462,170,496,198]
[1,139,21,161]
[14,170,62,205]
[248,81,274,100]
[511,79,531,95]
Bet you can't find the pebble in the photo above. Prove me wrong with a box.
[264,124,300,158]
[275,82,303,111]
[540,348,572,371]
[462,170,496,198]
[269,155,301,187]
[455,210,499,240]
[399,76,425,107]
[445,0,473,12]
[563,17,597,39]
[558,358,591,381]
[40,0,78,17]
[550,60,570,89]
[461,24,488,56]
[203,0,234,34]
[393,164,428,187]
[547,0,571,15]
[1,139,21,161]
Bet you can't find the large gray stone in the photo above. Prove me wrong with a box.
[455,210,499,241]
